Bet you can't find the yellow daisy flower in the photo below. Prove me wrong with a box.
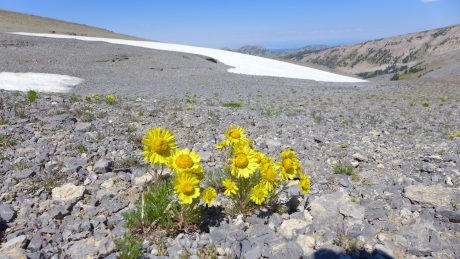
[279,149,302,181]
[224,125,248,143]
[260,157,280,192]
[255,151,266,164]
[298,174,311,195]
[169,148,203,177]
[250,183,268,205]
[173,173,200,204]
[230,145,259,178]
[222,178,238,196]
[216,139,230,149]
[142,128,177,165]
[202,187,217,205]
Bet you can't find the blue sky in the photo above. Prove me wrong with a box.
[1,0,459,49]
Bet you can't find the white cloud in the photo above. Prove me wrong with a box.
[421,0,440,3]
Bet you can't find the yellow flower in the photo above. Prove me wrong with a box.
[216,139,230,149]
[448,134,455,140]
[279,149,302,181]
[224,125,248,143]
[298,174,311,195]
[142,128,177,165]
[174,173,200,204]
[169,148,203,177]
[202,187,217,205]
[222,178,238,196]
[230,145,259,178]
[260,157,280,192]
[250,183,268,205]
[457,131,460,137]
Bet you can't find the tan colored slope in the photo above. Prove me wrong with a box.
[295,24,460,79]
[0,9,143,40]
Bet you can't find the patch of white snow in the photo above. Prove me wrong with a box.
[0,72,83,92]
[12,32,366,83]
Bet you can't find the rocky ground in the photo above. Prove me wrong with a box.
[0,79,459,259]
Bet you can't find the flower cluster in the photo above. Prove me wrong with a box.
[216,125,310,211]
[105,95,116,105]
[141,125,311,215]
[142,128,216,205]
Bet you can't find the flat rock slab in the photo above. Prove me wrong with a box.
[52,183,85,202]
[404,184,459,207]
[0,204,16,222]
[0,248,27,259]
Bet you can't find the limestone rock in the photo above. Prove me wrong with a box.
[52,183,85,202]
[404,184,458,207]
[278,219,308,239]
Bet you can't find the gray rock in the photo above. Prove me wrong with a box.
[264,139,282,148]
[278,218,308,239]
[339,203,365,220]
[435,207,460,223]
[63,157,86,173]
[400,220,441,256]
[0,248,27,259]
[268,213,283,229]
[296,234,315,255]
[0,204,16,222]
[27,235,44,252]
[197,151,212,162]
[48,206,70,219]
[67,237,115,258]
[13,169,35,179]
[270,241,304,259]
[352,152,368,162]
[244,245,262,259]
[93,159,114,174]
[309,189,350,219]
[337,175,351,187]
[52,183,85,203]
[364,200,387,220]
[209,227,226,243]
[1,235,28,250]
[75,122,93,132]
[404,184,458,207]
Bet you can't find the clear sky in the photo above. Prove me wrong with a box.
[1,0,459,49]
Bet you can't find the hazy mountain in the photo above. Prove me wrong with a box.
[226,44,330,59]
[289,24,460,81]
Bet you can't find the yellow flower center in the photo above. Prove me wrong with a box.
[282,158,294,171]
[229,130,241,139]
[181,182,195,195]
[175,154,194,169]
[153,138,169,153]
[266,168,277,182]
[235,153,249,168]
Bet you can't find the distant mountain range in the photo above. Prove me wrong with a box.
[224,45,330,58]
[231,25,460,81]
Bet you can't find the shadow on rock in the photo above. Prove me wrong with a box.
[200,206,225,232]
[0,218,6,241]
[312,247,393,259]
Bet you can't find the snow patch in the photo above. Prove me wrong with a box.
[13,32,366,83]
[0,72,83,93]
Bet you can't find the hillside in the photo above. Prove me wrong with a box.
[0,9,141,40]
[291,25,460,80]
